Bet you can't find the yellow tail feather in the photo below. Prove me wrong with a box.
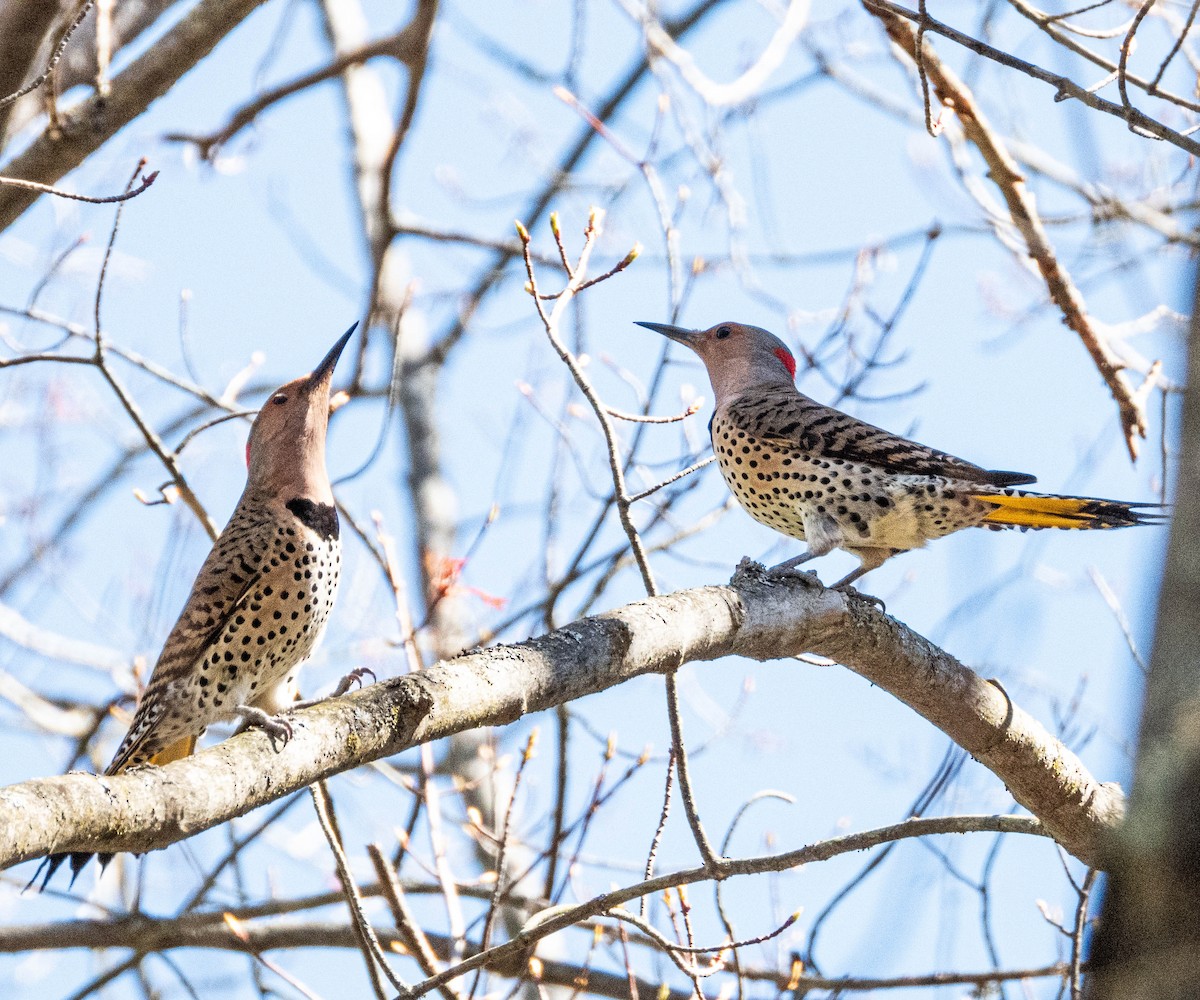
[975,492,1147,530]
[147,735,197,769]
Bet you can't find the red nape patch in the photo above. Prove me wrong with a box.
[774,347,797,379]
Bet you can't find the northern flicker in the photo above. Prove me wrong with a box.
[639,320,1161,588]
[33,325,356,889]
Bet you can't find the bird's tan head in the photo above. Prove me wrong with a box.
[245,323,356,498]
[636,320,797,403]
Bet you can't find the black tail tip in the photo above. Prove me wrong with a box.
[24,854,66,893]
[986,469,1038,487]
[24,852,98,893]
[1086,500,1169,528]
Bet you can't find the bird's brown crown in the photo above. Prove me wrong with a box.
[244,326,354,499]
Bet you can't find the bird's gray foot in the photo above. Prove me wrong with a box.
[765,564,822,586]
[234,704,294,751]
[762,552,823,589]
[732,557,821,587]
[762,546,826,586]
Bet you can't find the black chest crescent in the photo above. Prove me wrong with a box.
[286,498,340,540]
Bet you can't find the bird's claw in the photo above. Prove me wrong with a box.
[287,668,377,712]
[834,585,887,613]
[330,666,376,698]
[234,704,294,752]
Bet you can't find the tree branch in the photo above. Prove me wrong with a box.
[0,564,1121,871]
[0,913,1072,997]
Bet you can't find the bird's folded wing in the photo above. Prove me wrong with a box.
[103,519,274,774]
[729,391,1037,487]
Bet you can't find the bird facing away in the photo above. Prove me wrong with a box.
[638,320,1161,589]
[33,325,355,890]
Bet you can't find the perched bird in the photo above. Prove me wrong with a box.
[32,325,356,889]
[639,320,1161,588]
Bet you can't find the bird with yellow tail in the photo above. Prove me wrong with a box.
[638,320,1163,589]
[31,324,360,890]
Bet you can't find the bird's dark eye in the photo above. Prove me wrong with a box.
[715,326,732,339]
[272,394,288,406]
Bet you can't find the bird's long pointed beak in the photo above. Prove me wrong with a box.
[309,322,358,386]
[634,320,699,345]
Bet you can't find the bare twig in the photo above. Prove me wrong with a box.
[368,844,462,1000]
[86,161,218,539]
[605,401,702,423]
[310,780,407,996]
[164,18,432,159]
[861,0,1200,156]
[0,909,1074,998]
[517,212,656,594]
[520,213,725,870]
[476,730,538,959]
[626,456,716,504]
[0,169,158,203]
[1118,3,1159,124]
[0,0,96,108]
[395,815,1047,999]
[665,674,720,867]
[1070,868,1098,999]
[372,512,469,958]
[621,0,810,107]
[642,748,675,916]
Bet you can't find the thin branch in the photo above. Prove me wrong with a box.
[367,845,462,1000]
[310,781,406,996]
[664,674,719,866]
[520,214,726,868]
[87,161,219,539]
[860,0,1200,157]
[0,912,1073,998]
[642,748,675,917]
[396,815,1047,999]
[1070,868,1098,999]
[517,212,656,594]
[1008,0,1200,113]
[0,168,158,203]
[605,402,702,423]
[621,0,810,107]
[477,730,538,957]
[606,903,798,961]
[626,456,716,505]
[1117,2,1158,122]
[0,0,96,108]
[163,18,432,159]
